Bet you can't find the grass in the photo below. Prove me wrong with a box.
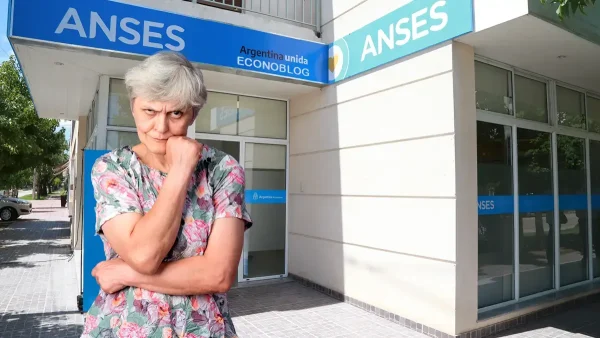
[19,194,47,201]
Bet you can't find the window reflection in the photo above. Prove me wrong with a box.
[477,121,514,308]
[517,129,554,297]
[557,135,588,286]
[589,141,600,278]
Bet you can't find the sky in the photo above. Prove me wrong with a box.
[0,0,73,143]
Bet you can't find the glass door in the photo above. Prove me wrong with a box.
[240,142,287,281]
[196,138,288,282]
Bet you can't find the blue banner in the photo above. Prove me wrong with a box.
[327,0,474,83]
[8,0,328,84]
[478,194,600,215]
[82,150,110,312]
[245,189,286,204]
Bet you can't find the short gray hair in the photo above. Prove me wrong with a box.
[124,51,208,118]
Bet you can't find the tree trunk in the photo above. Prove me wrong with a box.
[32,168,38,200]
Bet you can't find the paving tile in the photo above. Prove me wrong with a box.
[0,199,84,338]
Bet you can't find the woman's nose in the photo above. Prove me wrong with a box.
[154,113,169,133]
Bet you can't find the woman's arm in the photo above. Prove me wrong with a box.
[93,217,245,295]
[125,217,244,294]
[94,137,202,275]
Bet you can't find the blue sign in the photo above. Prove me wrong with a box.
[82,150,110,312]
[8,0,329,84]
[478,194,600,216]
[327,0,474,83]
[245,190,286,204]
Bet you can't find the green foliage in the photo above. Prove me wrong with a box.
[541,0,597,20]
[0,55,68,192]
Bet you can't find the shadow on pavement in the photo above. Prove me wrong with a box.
[492,300,600,337]
[0,220,72,271]
[0,310,83,338]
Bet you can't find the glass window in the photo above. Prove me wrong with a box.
[477,121,514,308]
[238,96,287,139]
[195,92,238,136]
[517,129,554,297]
[587,96,600,133]
[106,131,140,150]
[590,140,600,278]
[108,79,135,128]
[515,76,548,123]
[196,93,287,139]
[243,143,287,278]
[557,135,588,286]
[557,86,586,129]
[475,62,513,115]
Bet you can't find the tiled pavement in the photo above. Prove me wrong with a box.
[2,199,600,337]
[0,198,83,338]
[228,281,427,338]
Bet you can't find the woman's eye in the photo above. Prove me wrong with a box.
[144,109,155,115]
[171,111,183,118]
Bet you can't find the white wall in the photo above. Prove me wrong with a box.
[289,34,478,334]
[472,0,528,33]
[119,0,319,41]
[71,116,88,251]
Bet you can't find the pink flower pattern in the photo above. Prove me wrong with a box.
[81,145,252,338]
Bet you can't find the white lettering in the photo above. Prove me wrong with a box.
[55,8,87,38]
[237,57,310,77]
[55,9,188,52]
[360,3,450,62]
[118,17,140,45]
[478,200,496,210]
[90,12,117,42]
[411,7,429,40]
[361,35,377,62]
[165,25,185,52]
[430,1,448,32]
[395,18,411,46]
[143,21,164,49]
[377,24,394,54]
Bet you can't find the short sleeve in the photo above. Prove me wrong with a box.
[91,155,143,234]
[212,155,253,229]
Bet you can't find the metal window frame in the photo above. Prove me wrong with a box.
[477,56,600,313]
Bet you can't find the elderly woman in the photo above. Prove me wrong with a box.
[81,51,252,338]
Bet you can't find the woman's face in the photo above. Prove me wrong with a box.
[131,96,194,155]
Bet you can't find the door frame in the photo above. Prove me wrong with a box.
[187,98,290,284]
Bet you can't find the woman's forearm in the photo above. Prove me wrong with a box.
[123,255,228,295]
[126,166,191,273]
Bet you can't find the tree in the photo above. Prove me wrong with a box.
[541,0,597,20]
[0,55,67,196]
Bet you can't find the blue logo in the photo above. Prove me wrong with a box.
[245,190,286,204]
[328,0,474,83]
[8,0,329,84]
[328,38,350,82]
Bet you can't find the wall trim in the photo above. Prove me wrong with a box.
[288,273,600,338]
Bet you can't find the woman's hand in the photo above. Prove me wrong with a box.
[92,258,131,294]
[166,136,202,174]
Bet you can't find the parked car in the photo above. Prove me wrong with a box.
[0,194,32,221]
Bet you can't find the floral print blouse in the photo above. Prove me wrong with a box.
[81,145,252,338]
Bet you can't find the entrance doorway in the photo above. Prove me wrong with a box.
[193,91,289,283]
[197,139,288,283]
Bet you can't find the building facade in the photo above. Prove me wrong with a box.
[7,0,600,336]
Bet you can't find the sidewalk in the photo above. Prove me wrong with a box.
[0,198,83,337]
[3,199,599,338]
